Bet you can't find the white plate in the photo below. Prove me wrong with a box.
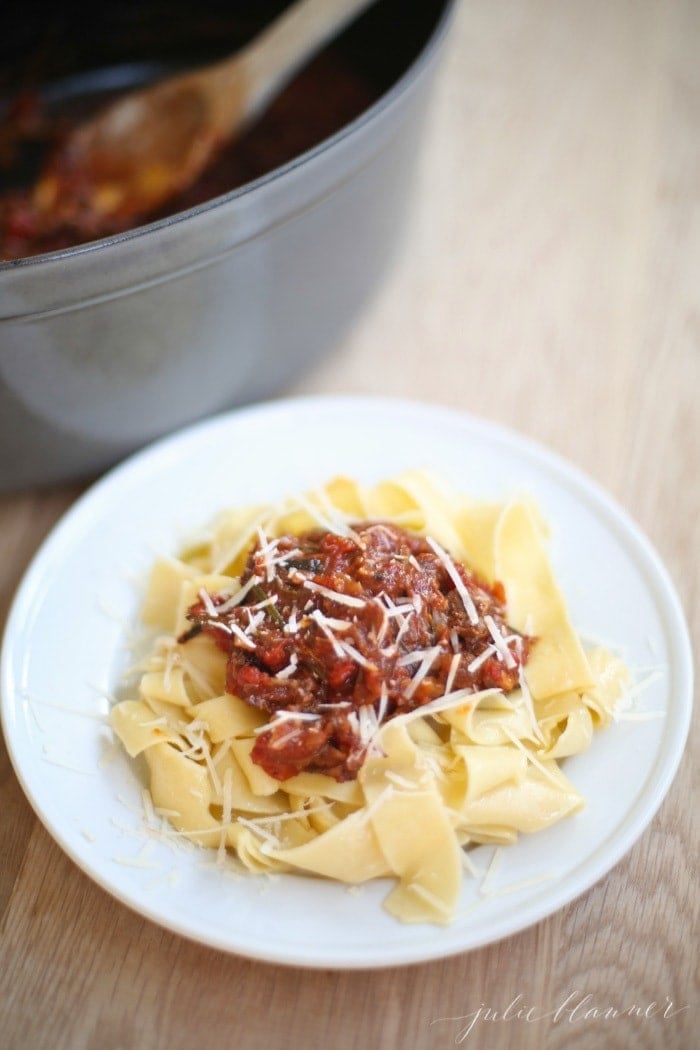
[1,396,693,968]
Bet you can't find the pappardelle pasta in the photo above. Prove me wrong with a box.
[110,472,629,925]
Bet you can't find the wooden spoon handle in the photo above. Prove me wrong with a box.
[217,0,379,126]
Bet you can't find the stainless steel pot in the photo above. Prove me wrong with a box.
[0,0,455,490]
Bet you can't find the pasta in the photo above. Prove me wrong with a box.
[110,472,629,924]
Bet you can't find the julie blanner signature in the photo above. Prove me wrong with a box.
[431,992,690,1042]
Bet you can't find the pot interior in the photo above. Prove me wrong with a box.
[1,1,449,97]
[0,0,450,260]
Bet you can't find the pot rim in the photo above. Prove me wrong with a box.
[0,0,457,276]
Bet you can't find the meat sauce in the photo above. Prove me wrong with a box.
[0,54,375,261]
[180,522,532,782]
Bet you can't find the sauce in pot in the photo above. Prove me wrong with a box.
[0,53,375,261]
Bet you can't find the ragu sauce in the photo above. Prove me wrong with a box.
[0,52,375,261]
[180,522,532,782]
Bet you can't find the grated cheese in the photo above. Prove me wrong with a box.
[501,726,564,788]
[392,686,484,726]
[255,710,322,735]
[614,710,665,722]
[444,652,461,696]
[467,644,497,673]
[309,609,347,657]
[311,611,354,632]
[518,664,545,743]
[223,621,256,651]
[255,526,278,582]
[398,646,441,668]
[222,767,233,828]
[236,816,281,848]
[291,493,360,541]
[384,770,419,790]
[426,536,479,625]
[377,682,389,725]
[460,849,484,878]
[357,704,380,744]
[407,880,452,917]
[216,574,263,613]
[244,609,266,635]
[479,846,503,896]
[275,653,299,680]
[492,872,559,897]
[198,588,219,618]
[205,619,233,635]
[403,645,443,700]
[302,579,367,608]
[338,640,376,671]
[484,615,517,669]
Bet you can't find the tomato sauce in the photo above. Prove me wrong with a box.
[180,522,532,782]
[0,54,375,261]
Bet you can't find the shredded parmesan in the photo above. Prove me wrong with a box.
[361,784,395,824]
[479,846,503,896]
[224,621,256,650]
[398,646,441,668]
[216,574,263,614]
[518,665,545,743]
[222,767,233,828]
[444,652,461,695]
[484,615,517,669]
[426,535,479,625]
[302,579,366,608]
[248,593,279,611]
[275,653,299,680]
[384,770,419,790]
[311,611,353,631]
[468,644,497,673]
[255,526,278,582]
[236,816,281,847]
[403,645,443,700]
[112,853,161,870]
[614,710,665,722]
[205,619,232,636]
[198,588,218,618]
[377,682,389,725]
[393,687,485,725]
[339,640,376,671]
[24,690,109,722]
[492,872,559,897]
[407,880,452,916]
[40,749,94,776]
[357,704,380,744]
[291,493,360,541]
[255,710,322,735]
[309,609,346,657]
[613,669,664,716]
[461,849,484,878]
[501,726,564,788]
[244,609,266,635]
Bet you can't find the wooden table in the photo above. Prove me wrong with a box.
[1,2,697,1047]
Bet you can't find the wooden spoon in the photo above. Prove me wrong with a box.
[35,0,379,225]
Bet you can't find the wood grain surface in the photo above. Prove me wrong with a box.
[1,2,697,1048]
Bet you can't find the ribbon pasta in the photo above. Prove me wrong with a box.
[110,472,628,924]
